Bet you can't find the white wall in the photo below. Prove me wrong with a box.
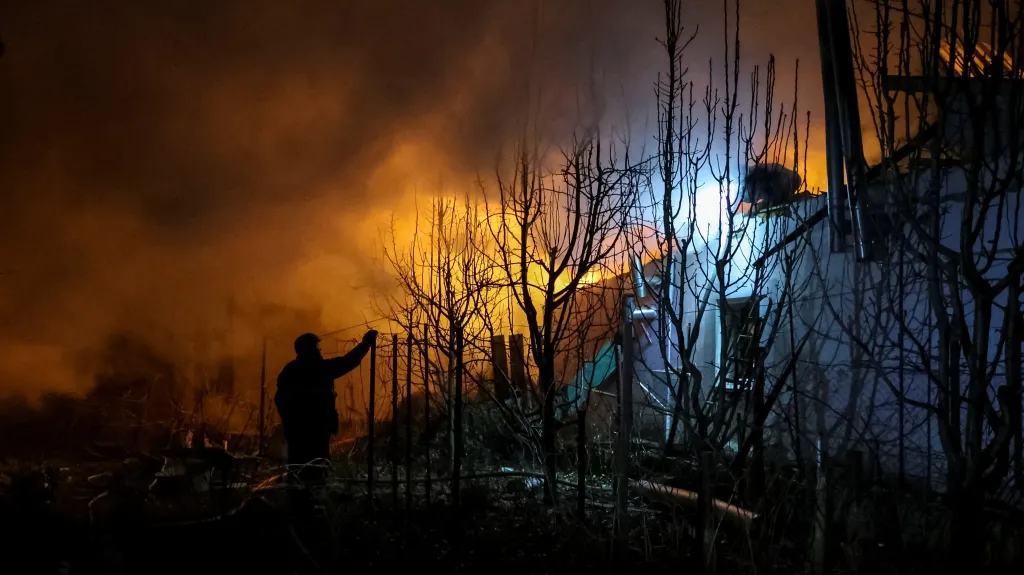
[664,174,1024,491]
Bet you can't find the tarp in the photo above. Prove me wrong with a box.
[565,340,617,409]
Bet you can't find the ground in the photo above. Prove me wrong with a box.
[0,461,701,575]
[1,453,1018,575]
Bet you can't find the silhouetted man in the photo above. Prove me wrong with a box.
[275,330,377,486]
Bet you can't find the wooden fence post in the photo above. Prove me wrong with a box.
[491,335,511,401]
[509,334,527,393]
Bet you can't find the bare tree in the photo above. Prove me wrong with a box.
[631,0,818,474]
[381,195,505,472]
[483,136,635,504]
[809,0,1024,568]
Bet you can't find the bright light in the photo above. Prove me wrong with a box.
[677,180,740,251]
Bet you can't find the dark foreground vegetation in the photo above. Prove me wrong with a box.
[0,345,1021,575]
[0,462,703,575]
[2,442,1021,575]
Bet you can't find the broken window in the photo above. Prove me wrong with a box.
[722,297,763,392]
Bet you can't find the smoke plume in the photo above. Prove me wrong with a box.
[0,0,820,397]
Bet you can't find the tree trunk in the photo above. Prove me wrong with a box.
[696,448,716,575]
[540,361,559,506]
[1007,276,1022,491]
[663,359,687,458]
[451,326,464,507]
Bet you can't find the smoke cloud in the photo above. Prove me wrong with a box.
[0,0,820,398]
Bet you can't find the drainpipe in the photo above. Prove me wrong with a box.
[815,0,847,253]
[824,0,872,261]
[631,254,646,299]
[816,0,874,260]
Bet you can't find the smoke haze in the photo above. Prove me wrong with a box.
[0,0,820,397]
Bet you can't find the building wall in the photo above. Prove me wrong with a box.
[647,177,1024,492]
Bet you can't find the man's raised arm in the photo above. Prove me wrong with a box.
[326,329,378,379]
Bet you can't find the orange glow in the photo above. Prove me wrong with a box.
[0,0,836,403]
[940,39,1022,78]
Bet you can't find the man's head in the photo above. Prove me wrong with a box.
[294,332,322,359]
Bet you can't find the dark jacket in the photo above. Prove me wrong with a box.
[274,341,371,436]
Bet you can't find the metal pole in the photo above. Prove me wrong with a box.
[368,337,377,498]
[258,336,267,456]
[1008,274,1022,490]
[812,434,833,575]
[615,297,635,548]
[422,323,432,504]
[898,242,906,486]
[814,0,848,253]
[926,297,932,497]
[392,333,399,508]
[824,0,872,260]
[406,332,413,510]
[451,326,464,506]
